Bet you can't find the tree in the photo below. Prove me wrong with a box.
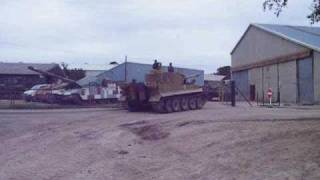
[60,63,86,81]
[215,66,231,76]
[263,0,320,23]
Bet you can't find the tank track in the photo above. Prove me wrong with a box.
[151,93,206,113]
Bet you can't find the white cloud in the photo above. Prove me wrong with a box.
[0,0,316,72]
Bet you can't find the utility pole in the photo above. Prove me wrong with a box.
[231,80,236,107]
[277,63,280,106]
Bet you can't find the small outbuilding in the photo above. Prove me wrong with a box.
[231,24,320,104]
[204,74,225,91]
[203,74,226,100]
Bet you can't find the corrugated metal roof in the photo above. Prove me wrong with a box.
[68,63,115,71]
[0,62,59,75]
[204,74,225,81]
[76,76,99,87]
[85,70,105,77]
[231,23,320,54]
[76,70,105,87]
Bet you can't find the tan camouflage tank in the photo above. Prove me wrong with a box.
[122,69,206,113]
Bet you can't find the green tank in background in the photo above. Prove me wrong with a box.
[121,69,207,113]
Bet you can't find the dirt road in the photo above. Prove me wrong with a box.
[1,103,320,180]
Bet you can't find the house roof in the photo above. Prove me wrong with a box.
[0,62,59,75]
[231,23,320,54]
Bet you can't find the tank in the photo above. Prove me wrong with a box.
[122,69,206,113]
[27,66,121,105]
[26,66,79,103]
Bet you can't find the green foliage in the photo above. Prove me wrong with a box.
[263,0,288,17]
[263,0,320,24]
[61,63,86,81]
[215,66,230,76]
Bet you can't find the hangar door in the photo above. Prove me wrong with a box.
[233,70,249,100]
[298,57,314,104]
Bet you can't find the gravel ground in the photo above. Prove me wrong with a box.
[1,102,320,180]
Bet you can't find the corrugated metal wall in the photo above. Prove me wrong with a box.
[98,62,204,86]
[246,57,315,104]
[297,57,314,104]
[232,70,249,100]
[262,64,279,102]
[313,51,320,104]
[278,61,297,103]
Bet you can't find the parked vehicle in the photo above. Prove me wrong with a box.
[121,68,207,113]
[23,83,69,103]
[62,83,121,104]
[23,66,121,105]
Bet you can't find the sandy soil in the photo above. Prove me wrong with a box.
[1,102,320,180]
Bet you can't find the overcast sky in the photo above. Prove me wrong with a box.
[0,0,315,72]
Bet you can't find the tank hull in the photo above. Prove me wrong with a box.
[123,84,206,113]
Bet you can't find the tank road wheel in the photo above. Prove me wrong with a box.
[188,96,197,110]
[72,94,83,105]
[171,97,181,112]
[128,101,139,112]
[152,99,165,113]
[47,94,56,104]
[180,97,189,111]
[165,98,173,113]
[196,96,205,109]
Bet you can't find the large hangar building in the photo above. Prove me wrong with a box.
[231,24,320,104]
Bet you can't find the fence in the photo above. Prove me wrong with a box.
[0,89,23,100]
[214,81,254,107]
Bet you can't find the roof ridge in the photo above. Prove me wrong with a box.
[254,23,320,35]
[288,25,320,37]
[254,23,320,52]
[0,62,57,65]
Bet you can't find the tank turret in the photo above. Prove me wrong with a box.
[28,66,77,84]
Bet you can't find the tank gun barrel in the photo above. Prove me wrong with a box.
[28,66,77,84]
